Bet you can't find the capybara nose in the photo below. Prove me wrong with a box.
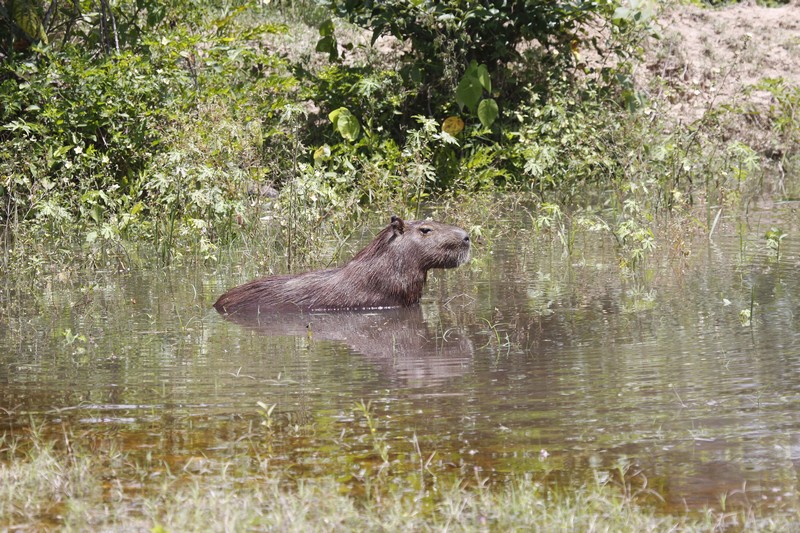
[463,234,470,243]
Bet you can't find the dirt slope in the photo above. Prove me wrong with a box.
[644,2,800,121]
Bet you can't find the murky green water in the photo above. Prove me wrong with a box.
[2,207,800,512]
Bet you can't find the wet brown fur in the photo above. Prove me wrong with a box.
[214,216,470,314]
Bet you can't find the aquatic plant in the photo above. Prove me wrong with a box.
[765,226,787,261]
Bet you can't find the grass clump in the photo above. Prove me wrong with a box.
[0,436,99,527]
[2,432,798,531]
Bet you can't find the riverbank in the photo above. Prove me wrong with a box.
[1,1,797,276]
[3,430,795,531]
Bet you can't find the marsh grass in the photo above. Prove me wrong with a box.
[1,431,797,532]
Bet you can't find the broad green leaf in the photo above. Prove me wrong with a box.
[328,107,345,124]
[315,36,337,61]
[370,28,382,45]
[476,64,491,93]
[409,65,423,84]
[477,98,499,128]
[319,19,335,37]
[329,108,360,142]
[456,75,482,113]
[91,204,103,224]
[53,145,73,158]
[337,113,360,142]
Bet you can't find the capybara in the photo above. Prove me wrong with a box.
[214,215,470,314]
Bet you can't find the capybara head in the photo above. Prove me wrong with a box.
[387,215,470,269]
[346,215,470,273]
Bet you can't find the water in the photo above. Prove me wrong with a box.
[2,207,800,512]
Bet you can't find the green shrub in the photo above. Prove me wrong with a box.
[321,0,621,107]
[0,47,180,229]
[0,2,296,263]
[297,0,658,194]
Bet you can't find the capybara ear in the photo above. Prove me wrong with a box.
[391,215,405,235]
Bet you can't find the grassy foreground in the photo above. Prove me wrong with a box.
[0,433,796,532]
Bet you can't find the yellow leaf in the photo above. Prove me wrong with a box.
[442,116,464,135]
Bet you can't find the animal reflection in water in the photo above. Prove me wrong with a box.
[221,306,473,387]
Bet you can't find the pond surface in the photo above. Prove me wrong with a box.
[2,206,800,513]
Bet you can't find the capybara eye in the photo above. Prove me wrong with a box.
[419,227,432,234]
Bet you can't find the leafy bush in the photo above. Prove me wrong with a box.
[0,47,180,228]
[0,1,299,268]
[298,0,657,193]
[321,0,621,106]
[0,0,791,276]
